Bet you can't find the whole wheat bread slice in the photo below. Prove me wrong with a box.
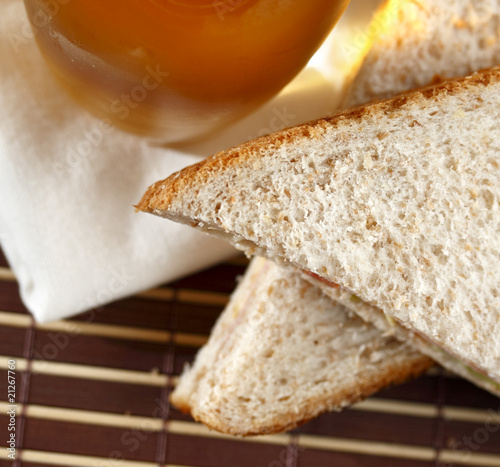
[171,257,431,435]
[138,67,500,397]
[345,0,500,107]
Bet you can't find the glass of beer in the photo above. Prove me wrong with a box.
[24,0,350,143]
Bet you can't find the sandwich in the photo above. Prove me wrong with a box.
[171,256,431,435]
[137,65,500,399]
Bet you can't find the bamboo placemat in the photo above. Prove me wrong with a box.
[0,246,499,467]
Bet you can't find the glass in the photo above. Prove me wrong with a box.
[24,0,350,143]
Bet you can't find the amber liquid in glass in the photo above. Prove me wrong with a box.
[25,0,350,142]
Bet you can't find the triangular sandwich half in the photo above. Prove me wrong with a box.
[171,256,430,435]
[138,66,500,397]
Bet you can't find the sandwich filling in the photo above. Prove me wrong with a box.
[303,270,500,394]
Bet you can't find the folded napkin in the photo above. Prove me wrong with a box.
[0,0,378,323]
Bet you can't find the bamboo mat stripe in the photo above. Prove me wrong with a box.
[0,356,176,386]
[0,311,30,327]
[0,402,164,430]
[138,288,229,306]
[354,398,500,424]
[297,435,436,461]
[0,267,15,281]
[439,450,500,467]
[167,420,292,445]
[0,448,189,467]
[0,310,208,347]
[352,398,439,418]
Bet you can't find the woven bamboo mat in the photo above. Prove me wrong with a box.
[0,246,500,467]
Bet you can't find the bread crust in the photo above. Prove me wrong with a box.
[137,66,500,216]
[172,339,432,437]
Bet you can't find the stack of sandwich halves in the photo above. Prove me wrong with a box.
[137,0,500,436]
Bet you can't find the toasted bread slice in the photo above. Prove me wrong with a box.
[171,257,431,436]
[138,67,500,397]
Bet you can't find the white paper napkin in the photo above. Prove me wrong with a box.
[0,0,380,323]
